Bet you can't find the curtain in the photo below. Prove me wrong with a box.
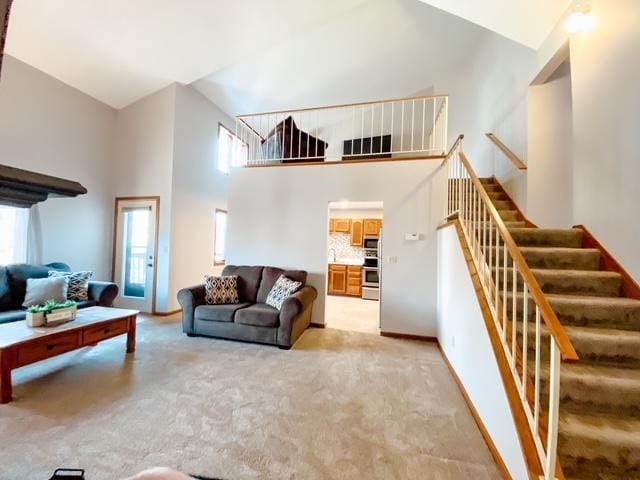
[0,205,29,265]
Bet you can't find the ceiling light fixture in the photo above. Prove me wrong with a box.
[565,9,594,34]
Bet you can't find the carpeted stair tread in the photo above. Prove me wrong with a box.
[547,293,640,331]
[497,209,519,221]
[491,200,513,211]
[540,363,640,417]
[487,191,508,201]
[505,292,640,331]
[559,412,640,477]
[495,268,622,297]
[518,247,601,271]
[562,325,640,367]
[522,323,640,367]
[510,228,583,248]
[532,269,622,298]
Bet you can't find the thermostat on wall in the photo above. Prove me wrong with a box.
[405,233,421,241]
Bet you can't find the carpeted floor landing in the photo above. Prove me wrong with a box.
[0,316,500,480]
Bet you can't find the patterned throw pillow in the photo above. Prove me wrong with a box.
[49,270,93,301]
[266,275,302,310]
[204,275,239,305]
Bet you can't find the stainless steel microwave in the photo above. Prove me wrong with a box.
[363,236,379,250]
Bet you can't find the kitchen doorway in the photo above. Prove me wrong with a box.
[325,201,382,334]
[112,197,159,313]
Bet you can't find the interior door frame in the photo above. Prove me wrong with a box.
[112,196,160,314]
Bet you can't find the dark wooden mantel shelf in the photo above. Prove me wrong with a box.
[0,164,88,208]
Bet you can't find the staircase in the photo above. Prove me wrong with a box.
[480,177,640,480]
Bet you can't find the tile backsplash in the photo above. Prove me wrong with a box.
[327,233,364,261]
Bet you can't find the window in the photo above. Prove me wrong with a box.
[0,206,29,265]
[214,209,228,265]
[218,124,248,174]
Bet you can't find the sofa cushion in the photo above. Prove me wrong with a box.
[234,303,280,328]
[0,267,12,311]
[6,263,70,308]
[256,267,307,303]
[222,266,263,303]
[204,275,239,305]
[0,309,27,324]
[195,303,250,323]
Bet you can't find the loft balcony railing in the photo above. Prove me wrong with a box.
[235,95,448,166]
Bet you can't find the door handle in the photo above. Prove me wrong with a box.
[147,263,153,267]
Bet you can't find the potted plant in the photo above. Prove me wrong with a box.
[25,300,78,327]
[26,305,46,327]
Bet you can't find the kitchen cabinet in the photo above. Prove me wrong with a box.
[329,219,335,233]
[346,265,362,296]
[328,264,362,297]
[328,264,347,295]
[333,218,351,233]
[363,219,382,236]
[350,219,363,246]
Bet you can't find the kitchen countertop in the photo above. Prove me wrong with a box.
[328,258,364,266]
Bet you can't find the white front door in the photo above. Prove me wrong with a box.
[113,198,158,313]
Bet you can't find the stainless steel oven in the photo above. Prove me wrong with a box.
[362,267,379,287]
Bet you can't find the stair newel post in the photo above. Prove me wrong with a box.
[545,340,562,480]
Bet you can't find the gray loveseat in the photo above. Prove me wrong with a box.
[178,265,317,349]
[0,262,119,325]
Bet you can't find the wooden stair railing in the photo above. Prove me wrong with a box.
[486,133,527,170]
[444,138,577,480]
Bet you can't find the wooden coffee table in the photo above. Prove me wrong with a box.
[0,306,138,404]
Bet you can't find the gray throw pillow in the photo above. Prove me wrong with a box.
[22,276,68,308]
[266,275,302,310]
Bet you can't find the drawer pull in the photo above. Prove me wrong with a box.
[104,328,110,334]
[47,344,55,351]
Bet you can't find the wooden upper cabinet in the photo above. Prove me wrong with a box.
[333,218,351,233]
[350,219,363,246]
[364,219,381,236]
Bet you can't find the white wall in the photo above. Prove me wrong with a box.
[437,225,528,480]
[227,160,447,335]
[111,85,176,312]
[167,85,233,311]
[570,0,640,281]
[0,55,116,279]
[527,61,573,227]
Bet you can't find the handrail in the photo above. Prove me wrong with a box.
[486,133,527,170]
[445,142,577,480]
[238,93,449,118]
[459,151,577,361]
[444,134,464,160]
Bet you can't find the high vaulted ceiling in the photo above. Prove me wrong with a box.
[417,0,572,49]
[4,0,570,112]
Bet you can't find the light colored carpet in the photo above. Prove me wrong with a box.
[324,295,380,334]
[0,315,500,480]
